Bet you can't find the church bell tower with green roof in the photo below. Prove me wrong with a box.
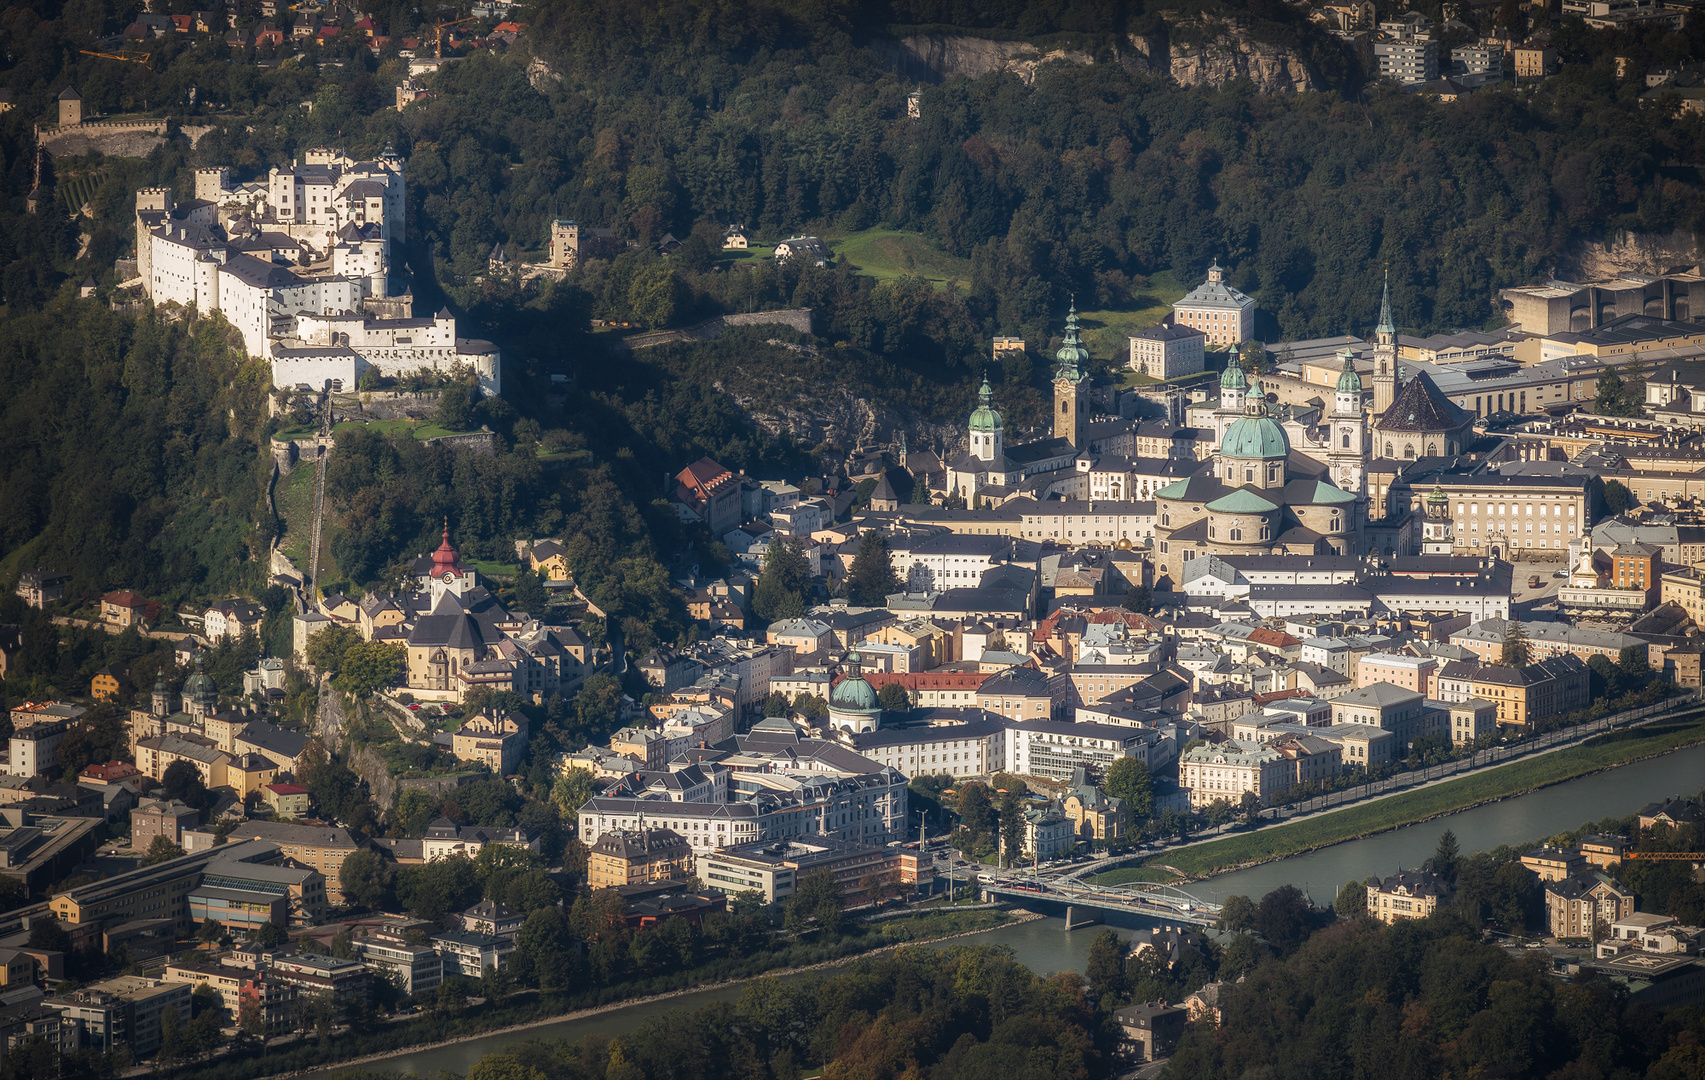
[1053,303,1089,449]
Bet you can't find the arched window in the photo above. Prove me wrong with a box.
[1331,513,1341,532]
[1208,524,1216,538]
[1385,442,1394,457]
[1229,528,1243,541]
[1260,524,1271,540]
[1342,432,1350,448]
[1427,443,1438,457]
[1161,513,1170,526]
[1404,445,1416,460]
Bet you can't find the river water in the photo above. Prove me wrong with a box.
[306,742,1705,1079]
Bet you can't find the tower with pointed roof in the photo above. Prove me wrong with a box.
[1328,348,1368,506]
[1053,304,1089,449]
[968,375,1004,463]
[1372,271,1398,417]
[153,670,172,718]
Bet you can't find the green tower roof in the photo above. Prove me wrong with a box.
[968,376,1002,433]
[1335,349,1362,394]
[1220,351,1248,392]
[830,653,880,713]
[1376,271,1395,336]
[1055,304,1088,381]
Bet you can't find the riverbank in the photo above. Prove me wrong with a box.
[1141,713,1705,882]
[225,908,1034,1080]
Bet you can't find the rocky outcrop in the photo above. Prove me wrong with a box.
[721,379,993,466]
[1561,230,1701,280]
[872,34,1094,86]
[872,28,1321,95]
[1125,22,1319,93]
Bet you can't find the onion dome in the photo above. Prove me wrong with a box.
[1336,349,1363,394]
[969,376,1003,433]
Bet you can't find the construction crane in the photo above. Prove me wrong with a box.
[80,48,152,66]
[1625,852,1705,860]
[434,16,477,60]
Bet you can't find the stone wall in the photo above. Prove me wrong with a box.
[36,119,169,157]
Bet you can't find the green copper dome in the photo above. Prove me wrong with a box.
[1221,408,1290,460]
[1427,483,1448,509]
[1220,352,1248,392]
[182,658,216,705]
[1335,349,1362,394]
[968,376,1003,433]
[1055,304,1088,380]
[830,654,880,713]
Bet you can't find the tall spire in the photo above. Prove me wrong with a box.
[1055,301,1087,382]
[1376,270,1395,337]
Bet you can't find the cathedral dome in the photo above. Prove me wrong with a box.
[968,377,1003,433]
[182,659,216,706]
[1221,408,1290,460]
[1335,349,1362,394]
[830,656,880,713]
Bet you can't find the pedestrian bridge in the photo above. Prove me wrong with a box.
[980,877,1221,928]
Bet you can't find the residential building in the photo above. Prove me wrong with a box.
[101,591,149,629]
[7,713,70,778]
[1129,323,1206,380]
[131,799,201,851]
[460,899,524,939]
[975,665,1062,722]
[432,930,513,977]
[1367,869,1450,923]
[15,569,69,609]
[1179,739,1290,808]
[1329,683,1430,746]
[1060,767,1126,842]
[1441,698,1498,745]
[587,827,694,888]
[450,709,530,774]
[261,783,312,817]
[352,932,442,995]
[205,822,366,903]
[1545,872,1636,939]
[1115,1002,1188,1063]
[674,457,742,536]
[90,665,130,701]
[203,599,264,642]
[1522,845,1587,882]
[1004,721,1164,782]
[420,819,539,862]
[266,953,371,1004]
[46,976,191,1056]
[1375,34,1439,83]
[161,961,294,1035]
[1513,44,1557,77]
[1355,653,1437,692]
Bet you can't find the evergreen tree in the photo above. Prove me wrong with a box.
[909,476,930,505]
[752,539,810,624]
[1122,583,1153,613]
[846,531,900,606]
[1104,757,1154,819]
[1084,929,1127,1002]
[1334,879,1367,919]
[1499,620,1529,669]
[1433,829,1461,882]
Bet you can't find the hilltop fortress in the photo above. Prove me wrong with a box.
[134,146,499,394]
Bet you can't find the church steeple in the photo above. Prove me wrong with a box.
[1053,302,1088,449]
[1376,270,1396,343]
[1054,303,1088,383]
[968,373,1003,463]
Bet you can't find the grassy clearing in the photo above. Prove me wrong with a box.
[1074,269,1187,362]
[330,418,483,441]
[830,229,973,289]
[1157,714,1705,879]
[275,466,318,569]
[1092,865,1184,886]
[466,559,517,578]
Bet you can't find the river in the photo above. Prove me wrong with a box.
[303,742,1705,1079]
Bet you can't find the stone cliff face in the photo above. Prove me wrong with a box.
[1128,23,1319,93]
[1560,230,1701,279]
[720,379,966,462]
[874,29,1320,95]
[873,35,1094,85]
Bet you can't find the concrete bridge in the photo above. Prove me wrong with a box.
[981,878,1221,929]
